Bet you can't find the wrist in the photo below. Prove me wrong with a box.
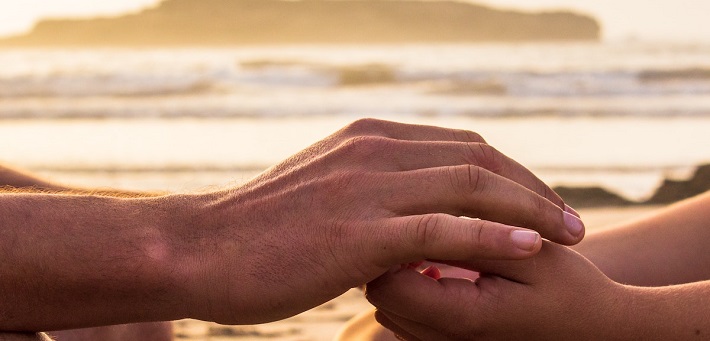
[0,192,218,330]
[160,190,248,322]
[604,284,669,340]
[96,193,213,323]
[569,280,635,340]
[598,283,640,339]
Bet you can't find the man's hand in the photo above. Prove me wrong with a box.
[178,118,585,324]
[0,119,584,330]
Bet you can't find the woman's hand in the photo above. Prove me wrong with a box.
[366,241,625,340]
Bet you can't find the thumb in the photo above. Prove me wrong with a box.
[373,214,543,266]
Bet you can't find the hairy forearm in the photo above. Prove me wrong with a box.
[0,165,65,192]
[574,191,710,286]
[0,193,203,331]
[0,163,162,198]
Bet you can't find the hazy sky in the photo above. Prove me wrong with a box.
[0,0,709,42]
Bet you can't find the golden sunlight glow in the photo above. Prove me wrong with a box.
[1,0,710,42]
[474,0,710,42]
[0,0,160,36]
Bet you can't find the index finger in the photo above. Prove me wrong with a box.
[335,119,579,217]
[379,165,585,245]
[358,138,573,215]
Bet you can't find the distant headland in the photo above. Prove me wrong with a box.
[555,164,710,208]
[0,0,600,47]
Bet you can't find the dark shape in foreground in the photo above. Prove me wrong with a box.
[555,164,710,208]
[0,0,600,47]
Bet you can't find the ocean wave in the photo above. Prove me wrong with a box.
[0,74,223,98]
[2,103,709,120]
[402,69,710,97]
[4,60,710,99]
[638,68,710,82]
[241,62,710,96]
[239,59,398,86]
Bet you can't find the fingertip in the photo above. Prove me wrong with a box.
[509,229,542,254]
[541,210,585,246]
[563,211,585,241]
[532,205,585,246]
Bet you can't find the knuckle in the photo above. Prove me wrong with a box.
[471,220,488,247]
[342,118,387,137]
[467,143,504,173]
[456,165,487,195]
[338,135,393,158]
[453,129,486,143]
[467,220,496,253]
[467,166,484,193]
[409,213,446,249]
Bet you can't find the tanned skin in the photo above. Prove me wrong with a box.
[0,164,171,341]
[0,119,584,338]
[368,192,710,340]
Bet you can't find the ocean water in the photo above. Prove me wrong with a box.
[1,42,710,200]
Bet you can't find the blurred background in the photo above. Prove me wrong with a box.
[2,0,709,340]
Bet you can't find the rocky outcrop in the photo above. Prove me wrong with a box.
[554,164,710,208]
[645,164,710,204]
[553,186,635,208]
[0,0,600,46]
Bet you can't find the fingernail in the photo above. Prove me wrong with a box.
[565,204,581,218]
[564,211,585,237]
[421,265,442,280]
[510,230,540,252]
